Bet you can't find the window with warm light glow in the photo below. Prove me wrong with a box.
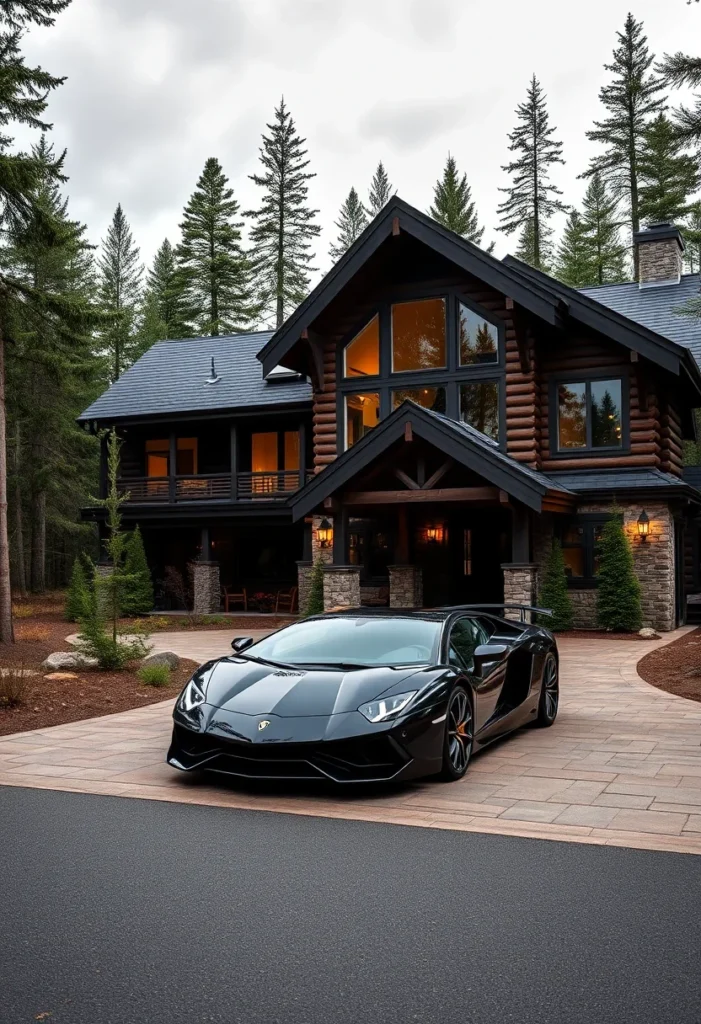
[391,298,446,372]
[391,386,446,413]
[251,432,278,472]
[344,316,380,378]
[145,439,169,477]
[557,378,624,452]
[346,392,380,448]
[176,437,198,475]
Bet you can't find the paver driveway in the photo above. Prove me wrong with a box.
[1,630,701,854]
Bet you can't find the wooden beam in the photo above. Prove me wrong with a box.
[404,422,413,442]
[344,486,500,505]
[499,489,510,504]
[394,468,420,490]
[392,216,400,236]
[422,459,453,490]
[505,297,514,310]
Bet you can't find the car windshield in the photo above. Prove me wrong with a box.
[243,617,442,668]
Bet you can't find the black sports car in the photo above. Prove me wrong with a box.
[167,606,559,785]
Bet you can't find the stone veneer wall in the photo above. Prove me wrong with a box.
[638,238,683,285]
[189,561,220,615]
[323,566,360,611]
[388,565,423,608]
[501,563,538,621]
[296,561,313,615]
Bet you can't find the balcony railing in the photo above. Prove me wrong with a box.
[117,471,313,504]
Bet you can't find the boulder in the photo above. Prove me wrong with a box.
[638,627,659,639]
[41,652,98,671]
[141,651,180,670]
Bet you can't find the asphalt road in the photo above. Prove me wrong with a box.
[1,787,700,1024]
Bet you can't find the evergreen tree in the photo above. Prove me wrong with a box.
[657,52,701,147]
[638,113,699,226]
[580,171,629,284]
[538,541,573,632]
[554,209,596,287]
[329,187,368,261]
[683,202,701,274]
[596,510,643,632]
[515,217,553,273]
[583,14,665,278]
[98,203,143,381]
[143,238,188,340]
[429,154,488,245]
[247,98,320,328]
[176,158,258,336]
[367,160,393,217]
[121,525,154,616]
[497,76,565,270]
[65,556,91,622]
[305,557,325,616]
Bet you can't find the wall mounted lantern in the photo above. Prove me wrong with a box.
[637,510,650,542]
[425,523,445,544]
[317,518,333,548]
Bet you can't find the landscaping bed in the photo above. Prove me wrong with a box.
[554,630,649,641]
[637,627,701,703]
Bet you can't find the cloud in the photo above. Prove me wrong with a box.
[357,96,474,152]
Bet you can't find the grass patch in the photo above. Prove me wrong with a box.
[0,666,29,707]
[12,605,33,619]
[137,664,171,687]
[16,624,51,642]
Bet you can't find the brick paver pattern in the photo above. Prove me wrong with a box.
[1,630,701,854]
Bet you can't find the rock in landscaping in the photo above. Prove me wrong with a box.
[141,651,180,670]
[44,672,79,681]
[638,627,659,639]
[41,652,98,671]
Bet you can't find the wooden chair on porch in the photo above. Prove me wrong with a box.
[222,586,247,612]
[275,587,298,614]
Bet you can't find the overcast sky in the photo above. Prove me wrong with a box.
[19,0,700,286]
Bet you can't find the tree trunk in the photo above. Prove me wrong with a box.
[30,485,46,593]
[0,320,14,644]
[12,422,27,597]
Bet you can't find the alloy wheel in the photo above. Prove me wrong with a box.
[543,655,559,720]
[447,689,473,774]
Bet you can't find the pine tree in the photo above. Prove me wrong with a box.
[538,541,573,632]
[638,113,699,226]
[429,155,488,245]
[98,203,143,381]
[176,158,259,337]
[683,202,701,274]
[580,171,629,284]
[596,510,643,632]
[144,238,188,339]
[329,188,368,261]
[305,557,325,616]
[657,52,701,147]
[583,14,665,278]
[121,525,154,616]
[497,76,565,270]
[554,210,596,287]
[65,556,91,622]
[515,217,553,273]
[247,98,320,328]
[367,160,393,217]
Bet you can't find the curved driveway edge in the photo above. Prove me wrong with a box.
[1,630,701,854]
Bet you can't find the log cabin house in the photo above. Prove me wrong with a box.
[79,199,701,630]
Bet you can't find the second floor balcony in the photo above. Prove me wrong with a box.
[117,469,314,504]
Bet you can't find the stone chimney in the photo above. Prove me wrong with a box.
[633,222,684,288]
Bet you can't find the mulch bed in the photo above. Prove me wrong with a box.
[637,627,701,703]
[555,630,650,641]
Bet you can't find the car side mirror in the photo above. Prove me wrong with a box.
[472,643,508,675]
[231,636,254,653]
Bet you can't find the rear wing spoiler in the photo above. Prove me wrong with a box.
[440,604,553,624]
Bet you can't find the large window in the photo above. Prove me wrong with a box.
[459,382,499,442]
[392,386,446,414]
[391,298,446,372]
[346,392,380,448]
[145,437,198,476]
[560,517,607,586]
[459,304,499,365]
[251,430,300,492]
[344,315,379,378]
[556,378,624,452]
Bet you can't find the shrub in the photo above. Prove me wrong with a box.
[538,540,573,632]
[121,526,154,616]
[305,558,325,616]
[75,614,150,670]
[137,664,171,687]
[12,605,33,619]
[0,666,29,707]
[65,557,92,622]
[164,566,189,610]
[596,510,643,632]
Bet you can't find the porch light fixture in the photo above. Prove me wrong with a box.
[425,523,445,544]
[637,510,650,542]
[317,518,333,548]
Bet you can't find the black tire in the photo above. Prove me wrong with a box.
[536,653,559,727]
[438,686,473,781]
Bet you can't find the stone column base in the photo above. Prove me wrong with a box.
[322,566,360,611]
[296,560,313,616]
[189,561,220,614]
[388,565,423,608]
[501,562,538,622]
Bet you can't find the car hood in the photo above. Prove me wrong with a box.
[203,658,428,717]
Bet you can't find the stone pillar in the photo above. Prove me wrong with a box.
[501,563,538,622]
[297,560,313,616]
[388,565,423,608]
[189,561,220,615]
[322,566,360,611]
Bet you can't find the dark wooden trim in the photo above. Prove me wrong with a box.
[333,506,348,564]
[423,459,453,489]
[343,486,500,504]
[168,433,177,503]
[511,505,530,562]
[394,468,420,490]
[230,423,238,501]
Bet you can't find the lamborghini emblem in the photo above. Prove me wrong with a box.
[258,720,270,731]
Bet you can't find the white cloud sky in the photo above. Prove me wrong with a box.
[18,0,701,285]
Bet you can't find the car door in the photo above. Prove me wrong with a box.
[448,616,504,735]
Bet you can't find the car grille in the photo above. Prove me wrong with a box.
[172,725,409,783]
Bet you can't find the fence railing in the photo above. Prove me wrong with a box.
[117,470,313,504]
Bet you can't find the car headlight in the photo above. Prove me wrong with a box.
[358,691,417,723]
[178,677,206,713]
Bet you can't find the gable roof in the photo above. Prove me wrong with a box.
[290,400,574,519]
[579,275,701,366]
[78,332,311,425]
[257,197,565,377]
[546,467,699,501]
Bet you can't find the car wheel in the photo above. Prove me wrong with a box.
[536,653,559,727]
[439,686,473,781]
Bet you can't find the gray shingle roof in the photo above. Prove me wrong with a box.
[579,275,701,366]
[78,332,312,423]
[546,467,691,493]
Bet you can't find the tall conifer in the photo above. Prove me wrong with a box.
[583,14,665,277]
[98,204,143,381]
[144,238,188,339]
[329,188,368,262]
[247,98,320,328]
[580,171,628,284]
[638,113,699,225]
[554,210,596,287]
[176,158,258,337]
[367,161,393,217]
[683,202,701,274]
[658,52,701,147]
[497,75,566,270]
[429,155,488,245]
